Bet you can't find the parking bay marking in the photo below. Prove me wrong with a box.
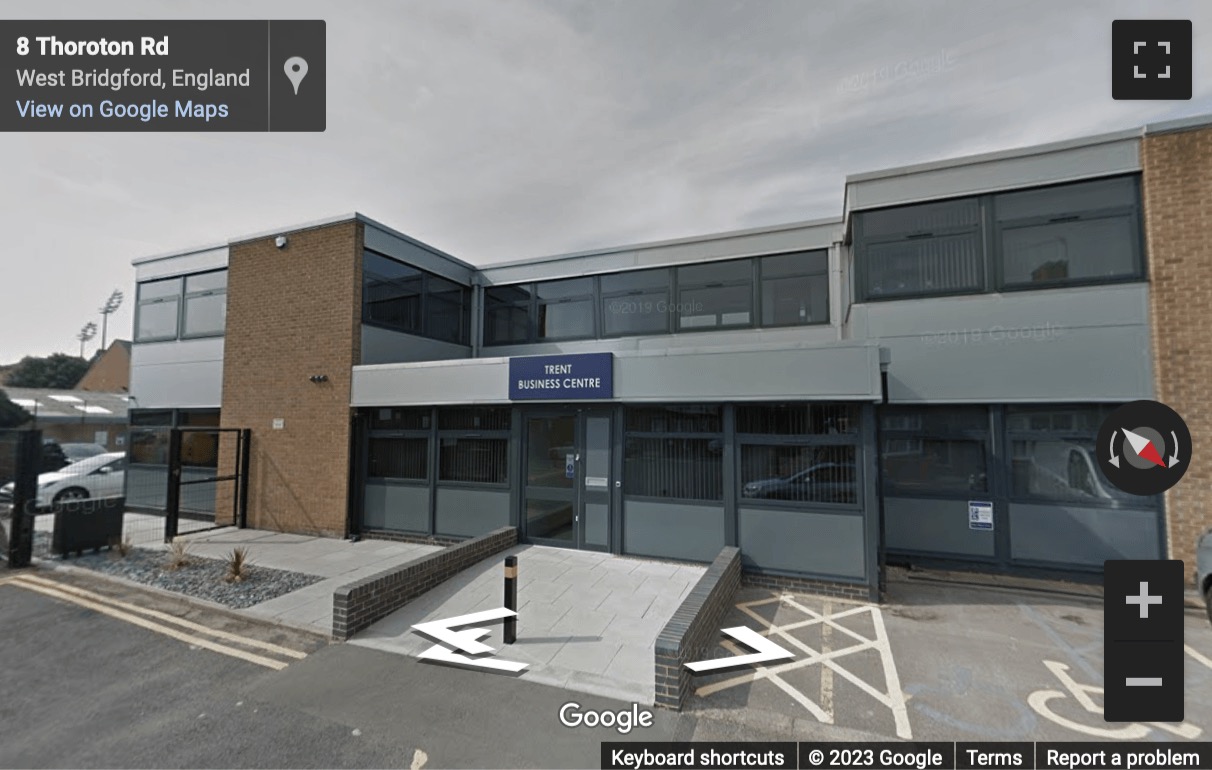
[694,592,912,740]
[3,575,303,670]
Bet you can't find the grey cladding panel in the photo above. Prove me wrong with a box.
[622,500,725,562]
[884,497,995,557]
[738,507,865,578]
[847,138,1140,211]
[1009,503,1162,566]
[435,487,510,537]
[863,285,1154,402]
[364,482,430,533]
[361,325,471,366]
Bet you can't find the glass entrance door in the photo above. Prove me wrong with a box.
[523,411,611,551]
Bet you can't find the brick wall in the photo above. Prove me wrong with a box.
[332,526,518,640]
[743,571,873,602]
[653,546,741,710]
[218,221,363,537]
[1141,124,1212,572]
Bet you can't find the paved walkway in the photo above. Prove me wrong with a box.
[175,528,441,634]
[349,544,705,704]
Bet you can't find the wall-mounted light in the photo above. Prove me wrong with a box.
[275,235,288,249]
[309,374,328,383]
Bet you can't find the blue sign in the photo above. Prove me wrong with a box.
[509,352,614,400]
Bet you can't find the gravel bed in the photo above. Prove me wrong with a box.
[39,535,324,609]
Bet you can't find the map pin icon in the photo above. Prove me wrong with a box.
[284,56,308,95]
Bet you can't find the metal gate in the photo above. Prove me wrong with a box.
[163,426,250,540]
[2,426,249,565]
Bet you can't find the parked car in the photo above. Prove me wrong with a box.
[0,451,125,509]
[0,437,68,489]
[741,462,857,503]
[60,442,109,463]
[1198,529,1212,625]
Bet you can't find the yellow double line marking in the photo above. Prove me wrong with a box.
[0,573,307,670]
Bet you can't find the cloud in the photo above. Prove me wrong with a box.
[1,0,1210,359]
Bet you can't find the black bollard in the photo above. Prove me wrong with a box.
[504,555,518,644]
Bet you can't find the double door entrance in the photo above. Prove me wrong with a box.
[523,409,612,551]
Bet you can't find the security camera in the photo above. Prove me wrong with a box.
[275,235,288,249]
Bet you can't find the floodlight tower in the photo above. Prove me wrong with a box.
[98,289,124,351]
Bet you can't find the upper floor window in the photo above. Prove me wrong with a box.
[853,175,1144,302]
[362,250,470,345]
[996,176,1141,288]
[135,269,227,342]
[482,249,830,346]
[676,259,753,330]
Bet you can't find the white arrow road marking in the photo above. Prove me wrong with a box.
[685,626,796,672]
[412,608,527,672]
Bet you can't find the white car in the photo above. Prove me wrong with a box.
[0,452,126,509]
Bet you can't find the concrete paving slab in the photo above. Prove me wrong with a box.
[174,527,442,634]
[348,544,706,704]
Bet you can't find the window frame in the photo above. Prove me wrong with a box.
[180,269,228,340]
[599,268,674,338]
[735,403,862,511]
[134,276,185,343]
[854,174,1146,303]
[854,198,985,302]
[674,258,756,333]
[435,407,511,488]
[622,405,724,503]
[879,406,991,499]
[535,278,597,342]
[992,176,1146,292]
[757,250,831,328]
[361,249,471,346]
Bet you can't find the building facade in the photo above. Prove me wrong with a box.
[127,115,1212,596]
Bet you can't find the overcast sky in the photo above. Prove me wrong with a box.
[2,0,1210,362]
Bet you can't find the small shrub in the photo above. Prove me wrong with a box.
[224,547,252,583]
[165,537,191,571]
[109,536,134,559]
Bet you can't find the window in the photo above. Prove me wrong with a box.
[182,271,227,338]
[484,285,532,345]
[624,405,723,500]
[996,177,1142,288]
[129,410,172,465]
[760,251,829,326]
[136,270,229,342]
[361,251,470,345]
[740,445,857,504]
[135,277,182,341]
[368,438,428,480]
[370,407,431,431]
[880,406,988,495]
[675,259,753,330]
[536,278,594,340]
[600,268,671,336]
[856,198,983,300]
[854,176,1144,301]
[437,407,510,484]
[737,404,860,507]
[1006,405,1152,506]
[180,410,220,468]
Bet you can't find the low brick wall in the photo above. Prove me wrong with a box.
[361,530,463,547]
[743,571,875,602]
[653,546,742,710]
[332,526,517,640]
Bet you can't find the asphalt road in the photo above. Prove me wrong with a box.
[0,569,701,769]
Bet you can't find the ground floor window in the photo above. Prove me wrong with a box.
[623,405,723,501]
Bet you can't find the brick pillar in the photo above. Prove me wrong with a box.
[217,220,363,536]
[1140,125,1212,569]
